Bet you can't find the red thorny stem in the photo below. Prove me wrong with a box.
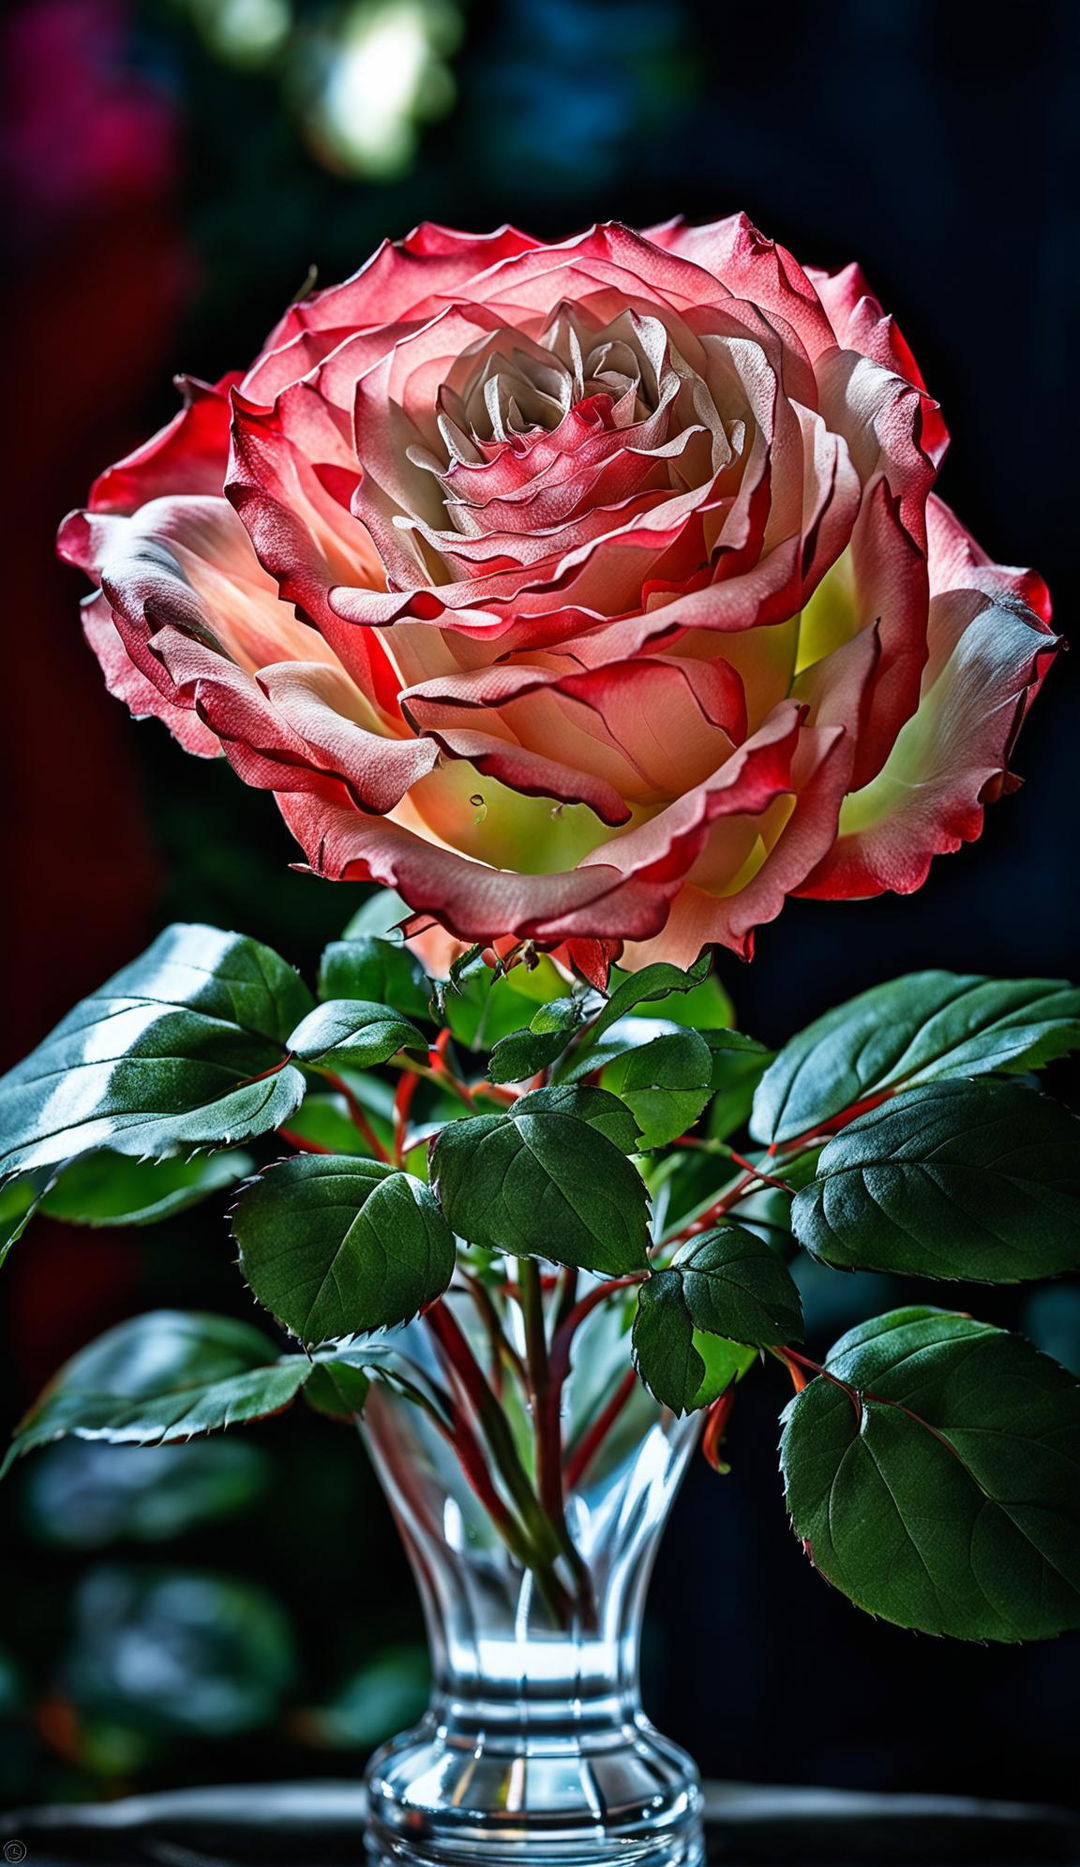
[662,1168,760,1247]
[549,1275,649,1385]
[392,1069,420,1166]
[564,1367,639,1492]
[701,1383,738,1473]
[517,1259,598,1623]
[319,1069,391,1163]
[423,1298,582,1622]
[768,1087,896,1157]
[775,1346,815,1393]
[275,1126,332,1154]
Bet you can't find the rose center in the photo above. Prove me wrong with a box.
[454,309,665,451]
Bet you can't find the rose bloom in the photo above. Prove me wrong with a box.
[60,217,1055,982]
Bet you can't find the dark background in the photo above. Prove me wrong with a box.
[2,0,1078,1813]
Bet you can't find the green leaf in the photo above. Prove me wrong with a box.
[430,1093,650,1275]
[0,925,310,1178]
[40,1150,253,1227]
[511,1084,641,1152]
[565,954,713,1065]
[444,952,569,1050]
[780,1306,1080,1640]
[318,936,434,1024]
[488,997,585,1083]
[287,999,427,1069]
[704,1028,771,1063]
[632,1274,704,1413]
[4,1311,310,1473]
[558,1016,671,1081]
[303,1338,415,1420]
[689,1331,757,1407]
[792,1081,1080,1283]
[0,1174,43,1266]
[603,1029,713,1148]
[233,1155,455,1344]
[620,968,735,1031]
[673,1225,803,1345]
[282,1093,382,1156]
[753,971,1080,1147]
[705,1035,773,1142]
[23,1439,271,1548]
[302,1358,373,1420]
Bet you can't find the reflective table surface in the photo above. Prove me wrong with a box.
[2,1780,1078,1867]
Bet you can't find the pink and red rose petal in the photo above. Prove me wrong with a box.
[58,216,1056,978]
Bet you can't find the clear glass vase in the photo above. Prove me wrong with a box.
[360,1293,704,1867]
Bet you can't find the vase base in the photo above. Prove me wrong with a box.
[367,1827,704,1867]
[365,1715,703,1867]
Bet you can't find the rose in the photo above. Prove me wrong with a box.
[59,216,1055,982]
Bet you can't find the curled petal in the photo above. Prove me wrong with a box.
[800,572,1057,900]
[89,373,239,514]
[80,593,219,756]
[649,212,837,361]
[281,703,799,949]
[808,260,949,466]
[59,496,335,699]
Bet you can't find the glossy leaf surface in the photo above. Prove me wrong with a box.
[754,972,1080,1146]
[487,997,585,1083]
[781,1307,1080,1639]
[431,1092,649,1274]
[792,1082,1080,1282]
[673,1225,803,1345]
[287,999,426,1069]
[234,1155,455,1343]
[604,1028,713,1148]
[4,1311,309,1472]
[0,925,310,1176]
[632,1273,703,1413]
[318,935,434,1023]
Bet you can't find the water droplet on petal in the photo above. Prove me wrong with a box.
[469,793,487,825]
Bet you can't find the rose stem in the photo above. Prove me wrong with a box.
[431,1030,478,1107]
[553,1265,579,1332]
[457,1266,527,1399]
[549,1275,649,1384]
[517,1259,596,1623]
[353,1366,534,1556]
[424,1300,569,1569]
[701,1384,738,1472]
[443,1398,558,1583]
[564,1366,639,1493]
[276,1127,332,1153]
[769,1088,896,1157]
[660,1166,767,1248]
[518,1258,558,1510]
[473,1082,519,1107]
[393,1055,476,1113]
[317,1069,392,1163]
[392,1070,420,1166]
[424,1308,574,1621]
